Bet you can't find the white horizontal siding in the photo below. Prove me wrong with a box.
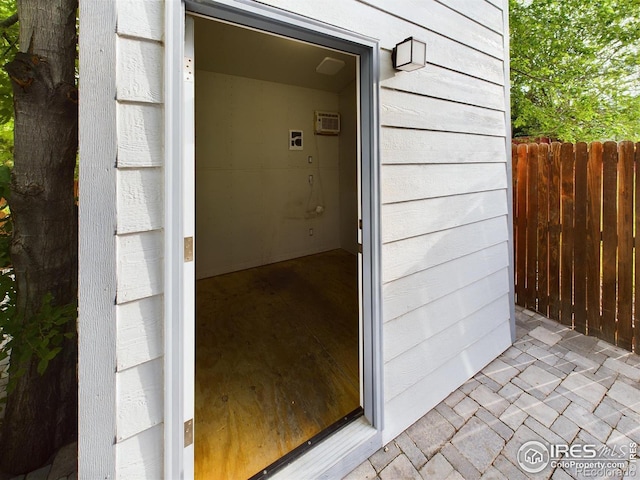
[381,128,506,165]
[117,168,163,234]
[381,190,508,243]
[116,358,164,442]
[385,295,509,400]
[117,103,163,167]
[381,89,505,135]
[485,0,503,10]
[116,423,163,480]
[437,0,504,34]
[116,231,163,303]
[361,0,503,59]
[113,0,166,474]
[259,0,504,84]
[116,295,163,371]
[380,52,505,111]
[383,320,511,442]
[382,216,508,283]
[116,0,164,41]
[384,269,510,360]
[382,163,506,204]
[382,242,509,321]
[116,36,163,103]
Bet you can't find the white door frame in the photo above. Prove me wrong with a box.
[164,1,195,478]
[165,1,382,477]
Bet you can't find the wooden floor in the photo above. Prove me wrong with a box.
[195,249,360,480]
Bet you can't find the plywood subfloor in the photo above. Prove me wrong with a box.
[195,249,360,480]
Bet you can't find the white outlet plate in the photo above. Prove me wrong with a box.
[289,130,303,150]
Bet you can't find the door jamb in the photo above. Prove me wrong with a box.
[167,1,383,477]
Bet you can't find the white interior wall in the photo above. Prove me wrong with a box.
[339,81,358,255]
[195,71,350,278]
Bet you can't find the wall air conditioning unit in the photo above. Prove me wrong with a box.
[314,111,340,135]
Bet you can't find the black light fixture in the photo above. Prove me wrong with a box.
[392,37,427,71]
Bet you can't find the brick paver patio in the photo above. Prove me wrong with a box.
[344,306,640,480]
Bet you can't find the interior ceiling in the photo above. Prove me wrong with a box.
[194,16,357,93]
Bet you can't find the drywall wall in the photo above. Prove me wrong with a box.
[195,71,356,278]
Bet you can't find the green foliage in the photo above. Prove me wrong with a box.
[510,0,640,142]
[0,132,73,395]
[0,0,18,126]
[0,0,18,171]
[0,163,10,270]
[0,291,77,393]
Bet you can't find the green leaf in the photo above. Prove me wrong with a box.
[510,0,640,141]
[37,357,49,375]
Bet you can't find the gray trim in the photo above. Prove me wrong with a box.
[501,0,516,342]
[78,0,117,477]
[165,1,187,478]
[185,0,383,456]
[186,0,378,53]
[360,43,384,428]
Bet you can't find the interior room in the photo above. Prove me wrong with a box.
[193,16,361,480]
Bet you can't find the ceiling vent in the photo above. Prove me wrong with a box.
[315,57,345,75]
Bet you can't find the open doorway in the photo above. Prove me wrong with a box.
[192,16,361,480]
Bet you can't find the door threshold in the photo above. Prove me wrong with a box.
[268,412,380,480]
[249,407,364,479]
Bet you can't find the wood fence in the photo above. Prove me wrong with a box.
[513,141,640,352]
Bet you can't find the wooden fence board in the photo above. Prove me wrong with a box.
[514,141,638,352]
[635,143,640,353]
[573,143,588,334]
[548,143,562,320]
[512,144,518,295]
[617,141,634,350]
[601,141,618,345]
[537,144,550,316]
[526,144,539,310]
[515,144,528,304]
[586,142,603,337]
[560,143,574,326]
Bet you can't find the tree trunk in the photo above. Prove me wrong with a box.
[0,0,78,473]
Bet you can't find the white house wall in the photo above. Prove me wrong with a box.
[115,0,165,477]
[255,0,513,443]
[80,0,512,476]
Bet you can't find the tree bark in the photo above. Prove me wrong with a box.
[0,0,78,473]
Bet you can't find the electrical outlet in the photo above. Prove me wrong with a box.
[308,156,313,163]
[308,175,313,185]
[309,228,314,236]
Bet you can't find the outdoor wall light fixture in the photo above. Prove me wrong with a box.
[392,37,426,71]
